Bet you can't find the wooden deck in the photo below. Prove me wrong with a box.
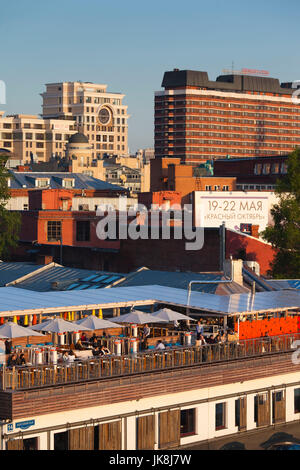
[0,333,298,392]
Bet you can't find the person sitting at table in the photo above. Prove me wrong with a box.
[92,346,101,357]
[221,332,227,343]
[89,333,98,347]
[80,333,87,343]
[155,340,166,351]
[67,351,75,364]
[61,351,69,363]
[75,339,84,351]
[7,353,19,367]
[17,353,26,366]
[198,334,207,346]
[100,345,111,356]
[206,335,216,344]
[214,334,222,344]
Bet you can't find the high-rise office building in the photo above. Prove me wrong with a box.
[155,69,300,163]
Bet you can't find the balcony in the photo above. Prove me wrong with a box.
[0,333,298,392]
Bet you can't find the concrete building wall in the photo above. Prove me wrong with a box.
[3,370,300,450]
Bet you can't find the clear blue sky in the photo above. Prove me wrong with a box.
[1,0,300,153]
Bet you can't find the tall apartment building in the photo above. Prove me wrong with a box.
[155,69,300,163]
[0,112,76,164]
[41,81,129,159]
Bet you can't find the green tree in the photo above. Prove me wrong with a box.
[0,154,21,259]
[262,149,300,278]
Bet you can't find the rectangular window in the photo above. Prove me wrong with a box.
[294,389,300,413]
[23,437,38,450]
[76,221,90,241]
[180,409,196,437]
[54,431,68,450]
[63,179,74,188]
[263,164,271,174]
[271,163,280,174]
[254,163,262,175]
[215,402,226,430]
[281,163,288,174]
[36,179,49,188]
[235,399,240,427]
[47,221,62,242]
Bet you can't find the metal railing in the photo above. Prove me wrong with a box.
[1,333,299,391]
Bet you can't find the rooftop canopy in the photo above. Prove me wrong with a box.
[0,285,299,318]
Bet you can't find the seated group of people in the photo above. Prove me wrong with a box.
[92,345,111,357]
[74,333,111,357]
[60,350,76,364]
[196,331,238,346]
[7,352,26,367]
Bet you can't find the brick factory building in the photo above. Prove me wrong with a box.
[150,157,236,197]
[213,154,289,190]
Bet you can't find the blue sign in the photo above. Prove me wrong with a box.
[15,420,35,431]
[7,423,13,432]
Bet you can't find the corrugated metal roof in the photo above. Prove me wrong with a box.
[113,269,248,295]
[12,265,125,292]
[0,285,299,316]
[0,262,44,287]
[264,280,300,290]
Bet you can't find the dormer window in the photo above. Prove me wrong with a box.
[63,178,75,188]
[36,178,50,188]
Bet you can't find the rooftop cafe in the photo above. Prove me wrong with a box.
[0,285,299,391]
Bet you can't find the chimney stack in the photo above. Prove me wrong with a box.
[224,258,243,285]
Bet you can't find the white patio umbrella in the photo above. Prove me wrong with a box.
[30,318,91,334]
[0,332,9,339]
[28,319,53,331]
[0,322,45,338]
[107,310,169,325]
[150,308,194,322]
[75,316,124,330]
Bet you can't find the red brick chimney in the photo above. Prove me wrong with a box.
[250,225,260,238]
